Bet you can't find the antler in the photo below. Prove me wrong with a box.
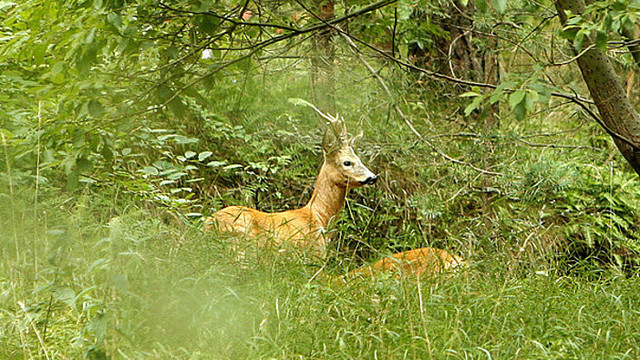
[289,98,356,150]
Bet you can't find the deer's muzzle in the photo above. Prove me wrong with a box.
[361,175,378,185]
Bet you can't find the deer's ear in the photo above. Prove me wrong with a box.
[322,127,340,153]
[349,131,363,147]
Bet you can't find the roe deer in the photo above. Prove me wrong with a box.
[205,108,377,258]
[343,247,465,281]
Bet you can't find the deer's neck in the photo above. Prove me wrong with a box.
[305,162,347,229]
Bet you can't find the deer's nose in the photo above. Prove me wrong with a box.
[363,175,378,185]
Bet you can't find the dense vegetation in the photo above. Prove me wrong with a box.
[1,0,640,358]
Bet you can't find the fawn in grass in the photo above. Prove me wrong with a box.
[342,247,466,282]
[205,105,377,258]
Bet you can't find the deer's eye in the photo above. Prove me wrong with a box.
[343,161,352,167]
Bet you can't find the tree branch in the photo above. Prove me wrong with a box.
[340,31,503,177]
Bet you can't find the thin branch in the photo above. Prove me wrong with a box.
[515,138,601,151]
[548,43,596,66]
[340,31,503,177]
[333,28,640,150]
[339,32,421,138]
[158,2,300,32]
[90,0,397,131]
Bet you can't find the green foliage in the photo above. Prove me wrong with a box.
[2,194,640,358]
[2,0,640,357]
[561,0,640,51]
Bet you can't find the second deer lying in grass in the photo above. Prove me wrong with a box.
[343,247,465,281]
[205,108,377,258]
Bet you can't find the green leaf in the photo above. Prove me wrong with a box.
[77,157,92,172]
[156,85,173,102]
[574,31,586,52]
[184,151,196,159]
[492,0,506,15]
[67,168,80,191]
[464,96,484,116]
[525,91,538,112]
[141,166,158,175]
[560,26,579,41]
[88,99,105,117]
[513,101,527,120]
[459,91,480,98]
[508,90,526,109]
[196,15,220,36]
[566,15,583,26]
[53,287,76,310]
[0,2,16,11]
[173,135,199,145]
[595,30,608,51]
[529,83,551,104]
[207,160,226,167]
[198,151,213,161]
[106,13,123,34]
[477,0,488,12]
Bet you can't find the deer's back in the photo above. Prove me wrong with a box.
[206,205,326,254]
[348,247,465,279]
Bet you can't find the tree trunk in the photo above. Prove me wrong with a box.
[620,24,640,69]
[311,0,336,113]
[555,0,640,176]
[620,24,639,102]
[409,0,480,81]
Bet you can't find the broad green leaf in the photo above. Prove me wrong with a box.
[141,166,158,175]
[525,91,539,112]
[196,16,220,36]
[207,160,226,167]
[477,0,488,12]
[173,135,199,144]
[464,96,484,116]
[0,2,16,11]
[508,90,526,109]
[595,30,608,51]
[566,15,583,26]
[574,31,586,51]
[184,151,196,159]
[513,101,526,120]
[529,83,551,104]
[492,0,506,15]
[53,287,76,309]
[198,151,213,161]
[77,157,92,172]
[88,99,105,117]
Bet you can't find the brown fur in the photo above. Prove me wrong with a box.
[205,121,376,258]
[345,247,466,280]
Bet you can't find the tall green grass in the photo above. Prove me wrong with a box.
[2,191,639,359]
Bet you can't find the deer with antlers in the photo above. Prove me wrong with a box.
[205,104,377,258]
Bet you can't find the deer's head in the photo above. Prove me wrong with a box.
[321,114,377,189]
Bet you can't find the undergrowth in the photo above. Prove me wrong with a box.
[1,191,640,359]
[2,37,640,360]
